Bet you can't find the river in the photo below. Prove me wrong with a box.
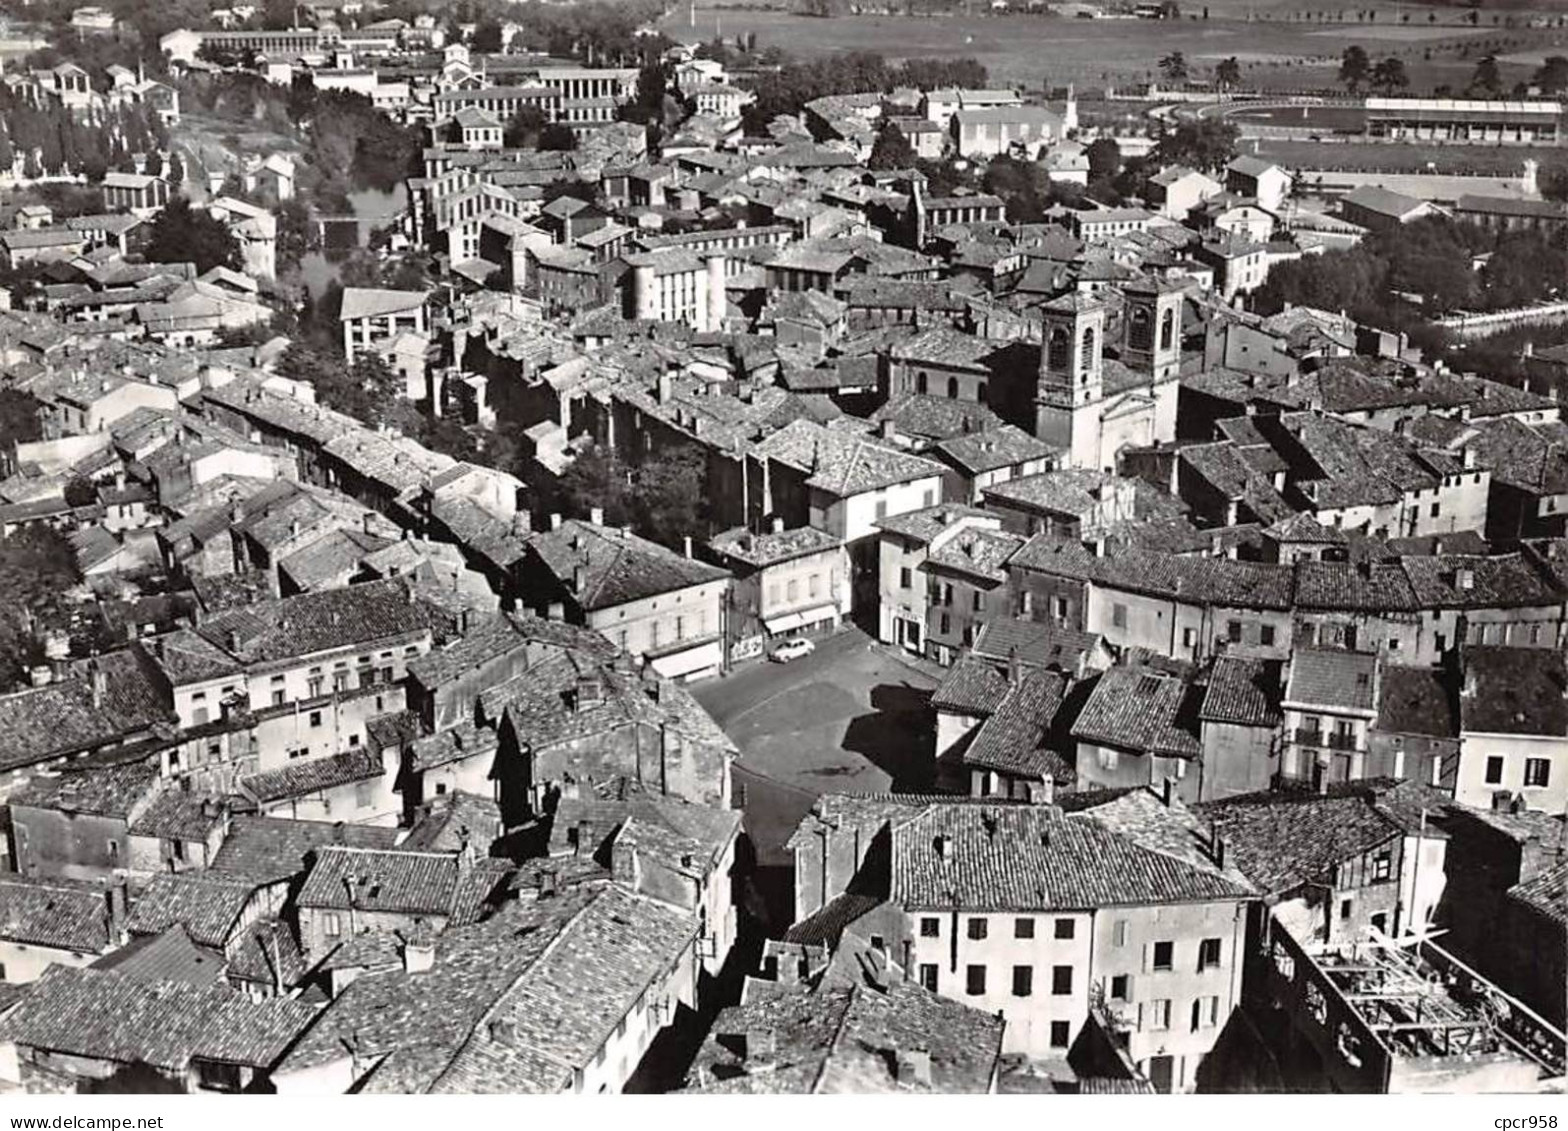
[298,183,409,297]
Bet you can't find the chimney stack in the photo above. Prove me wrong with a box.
[1161,776,1176,807]
[896,1049,933,1089]
[683,535,693,559]
[589,506,604,526]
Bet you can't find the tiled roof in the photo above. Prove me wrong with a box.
[983,469,1122,518]
[709,524,843,568]
[405,614,529,689]
[0,876,115,952]
[1294,560,1418,612]
[1072,665,1201,757]
[1508,861,1567,927]
[972,618,1103,673]
[526,519,728,611]
[127,791,230,842]
[298,846,509,922]
[930,654,1010,716]
[754,419,944,497]
[195,578,439,667]
[866,394,1005,443]
[0,650,170,773]
[780,892,885,947]
[479,650,735,788]
[242,748,385,805]
[1200,657,1282,727]
[1377,665,1458,738]
[1285,647,1378,714]
[923,527,1025,584]
[93,924,227,988]
[210,815,403,883]
[1400,553,1561,610]
[1009,536,1296,611]
[891,803,1251,911]
[872,503,993,545]
[428,886,698,1093]
[402,792,504,854]
[1198,790,1406,897]
[338,287,428,321]
[277,890,603,1085]
[963,669,1070,780]
[689,974,1003,1093]
[12,760,160,818]
[125,872,258,949]
[1460,645,1568,736]
[0,966,317,1071]
[935,424,1058,475]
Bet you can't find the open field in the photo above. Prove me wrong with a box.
[668,5,1566,89]
[1255,137,1552,174]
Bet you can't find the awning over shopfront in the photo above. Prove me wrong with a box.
[762,602,840,636]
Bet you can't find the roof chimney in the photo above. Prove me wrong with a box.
[683,535,693,559]
[401,926,435,974]
[550,512,562,531]
[896,1049,933,1088]
[512,511,532,537]
[1162,776,1176,807]
[589,506,604,526]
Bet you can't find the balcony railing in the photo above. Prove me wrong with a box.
[1326,732,1359,752]
[1293,728,1324,747]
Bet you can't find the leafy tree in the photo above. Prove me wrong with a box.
[503,106,548,149]
[1339,44,1370,92]
[1153,119,1238,173]
[145,197,240,273]
[1159,51,1189,84]
[1534,55,1568,93]
[0,388,40,453]
[1215,56,1242,92]
[62,477,96,508]
[0,525,80,692]
[1471,53,1502,94]
[276,198,312,273]
[1371,56,1409,94]
[539,123,578,151]
[1086,137,1121,181]
[558,442,634,528]
[1541,165,1568,202]
[868,121,916,170]
[633,444,707,548]
[470,19,503,53]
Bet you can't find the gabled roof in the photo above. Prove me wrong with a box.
[125,872,259,949]
[525,519,728,611]
[0,966,317,1072]
[754,419,944,497]
[891,803,1251,912]
[1201,657,1282,728]
[0,875,115,952]
[297,846,509,924]
[1072,665,1202,757]
[1285,647,1378,714]
[1198,788,1410,898]
[338,287,429,321]
[1461,645,1568,736]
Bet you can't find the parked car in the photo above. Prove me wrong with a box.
[770,638,816,663]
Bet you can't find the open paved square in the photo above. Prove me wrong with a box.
[692,626,941,927]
